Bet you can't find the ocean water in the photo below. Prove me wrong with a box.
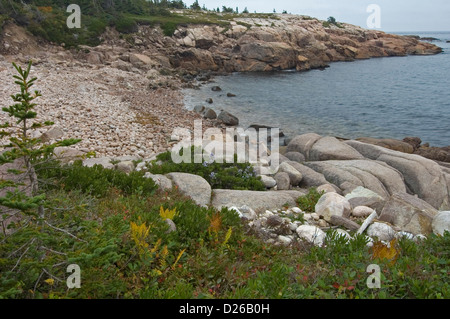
[183,32,450,147]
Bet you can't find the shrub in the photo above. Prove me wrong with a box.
[327,16,337,24]
[222,6,234,13]
[146,147,266,191]
[114,15,138,34]
[296,187,324,212]
[323,16,344,29]
[161,21,177,36]
[39,160,157,197]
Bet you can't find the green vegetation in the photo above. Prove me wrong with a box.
[221,6,234,13]
[296,187,324,212]
[114,15,138,34]
[0,1,284,46]
[145,148,266,191]
[1,172,449,299]
[1,63,448,300]
[323,16,344,28]
[0,61,80,216]
[190,0,201,11]
[39,160,157,198]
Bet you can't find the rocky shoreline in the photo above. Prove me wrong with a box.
[1,13,444,159]
[49,131,450,247]
[1,14,449,246]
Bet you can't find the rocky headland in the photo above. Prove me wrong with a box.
[0,12,444,157]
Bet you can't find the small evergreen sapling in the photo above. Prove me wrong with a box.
[0,61,80,226]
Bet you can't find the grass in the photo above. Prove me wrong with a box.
[128,11,231,33]
[127,11,282,36]
[0,161,448,299]
[322,21,345,29]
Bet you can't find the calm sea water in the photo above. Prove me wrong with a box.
[183,32,450,147]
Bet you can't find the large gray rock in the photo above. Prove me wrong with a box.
[116,161,134,174]
[211,189,305,213]
[315,192,352,222]
[379,192,439,235]
[432,211,450,236]
[296,225,326,246]
[83,157,114,169]
[345,140,450,210]
[202,107,217,119]
[277,162,303,186]
[284,152,306,163]
[260,175,277,188]
[53,147,86,163]
[309,136,364,162]
[166,173,211,207]
[274,172,290,190]
[286,133,322,158]
[269,152,290,165]
[40,125,64,142]
[304,160,406,199]
[344,186,386,212]
[144,173,173,191]
[367,222,396,241]
[218,111,239,126]
[284,161,328,187]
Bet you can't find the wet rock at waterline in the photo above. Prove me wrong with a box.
[217,111,239,126]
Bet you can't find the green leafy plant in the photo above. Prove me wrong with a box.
[296,187,324,212]
[146,147,265,191]
[39,160,157,198]
[114,15,138,34]
[161,21,178,36]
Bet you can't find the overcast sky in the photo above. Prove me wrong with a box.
[190,0,450,32]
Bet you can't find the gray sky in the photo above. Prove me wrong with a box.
[190,0,450,32]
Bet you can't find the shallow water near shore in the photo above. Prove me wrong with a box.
[183,32,450,147]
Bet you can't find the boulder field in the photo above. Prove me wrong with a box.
[47,132,450,246]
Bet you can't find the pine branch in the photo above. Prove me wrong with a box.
[43,220,87,243]
[11,237,36,272]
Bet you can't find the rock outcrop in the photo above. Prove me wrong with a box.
[358,136,450,163]
[282,133,450,211]
[211,189,305,213]
[18,12,436,76]
[379,192,439,235]
[167,14,441,73]
[345,140,450,210]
